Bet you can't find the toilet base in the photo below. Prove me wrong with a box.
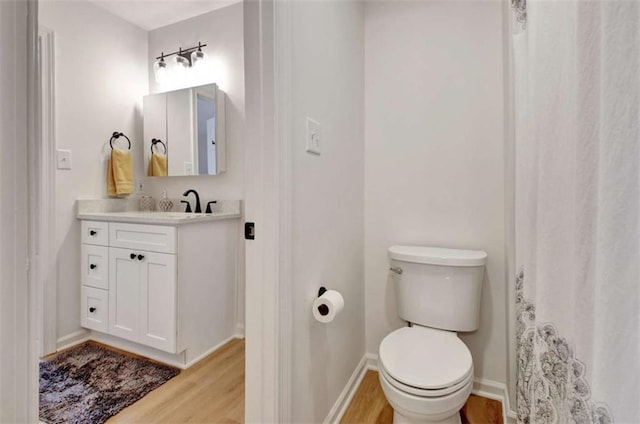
[393,410,462,424]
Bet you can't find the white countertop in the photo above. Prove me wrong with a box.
[76,198,242,225]
[77,210,241,225]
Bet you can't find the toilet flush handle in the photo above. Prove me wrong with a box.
[390,267,403,275]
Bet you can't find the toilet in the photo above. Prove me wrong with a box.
[379,245,487,424]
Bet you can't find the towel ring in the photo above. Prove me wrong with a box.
[109,131,131,150]
[151,138,167,155]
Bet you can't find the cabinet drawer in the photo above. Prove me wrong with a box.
[109,223,177,254]
[82,220,109,246]
[81,244,109,290]
[81,286,109,333]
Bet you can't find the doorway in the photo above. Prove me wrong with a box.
[32,0,285,422]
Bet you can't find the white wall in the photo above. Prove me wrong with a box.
[145,3,245,331]
[290,2,365,422]
[40,1,149,344]
[364,1,507,385]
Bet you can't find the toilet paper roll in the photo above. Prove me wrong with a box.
[312,289,344,323]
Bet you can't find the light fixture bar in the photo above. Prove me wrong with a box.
[155,42,207,61]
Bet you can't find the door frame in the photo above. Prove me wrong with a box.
[19,0,296,420]
[37,26,58,357]
[243,0,293,421]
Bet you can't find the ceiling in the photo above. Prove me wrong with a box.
[88,0,242,31]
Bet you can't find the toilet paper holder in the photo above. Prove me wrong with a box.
[317,286,329,316]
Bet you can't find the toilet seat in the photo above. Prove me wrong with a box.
[379,326,473,396]
[380,361,473,397]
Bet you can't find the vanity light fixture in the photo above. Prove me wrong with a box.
[153,42,208,83]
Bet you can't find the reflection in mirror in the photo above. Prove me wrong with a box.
[144,83,226,177]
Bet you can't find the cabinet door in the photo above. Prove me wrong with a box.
[139,251,177,353]
[109,247,140,342]
[81,286,109,333]
[81,244,109,290]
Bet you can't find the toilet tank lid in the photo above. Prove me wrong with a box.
[388,245,487,267]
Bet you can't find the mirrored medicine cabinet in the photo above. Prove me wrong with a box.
[143,83,226,177]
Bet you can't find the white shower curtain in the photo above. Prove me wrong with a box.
[513,1,640,423]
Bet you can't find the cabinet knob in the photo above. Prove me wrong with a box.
[89,264,97,270]
[130,253,136,260]
[137,255,145,261]
[89,230,97,236]
[89,307,96,313]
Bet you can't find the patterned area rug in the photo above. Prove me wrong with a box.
[40,342,180,424]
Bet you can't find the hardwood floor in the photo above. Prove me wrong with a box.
[340,371,393,424]
[340,370,503,424]
[108,338,245,423]
[98,341,499,424]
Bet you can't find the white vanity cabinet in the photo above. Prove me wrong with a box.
[108,222,177,352]
[79,216,239,367]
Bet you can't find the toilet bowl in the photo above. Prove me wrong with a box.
[378,326,473,424]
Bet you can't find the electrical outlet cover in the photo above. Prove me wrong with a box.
[184,162,194,175]
[135,178,145,194]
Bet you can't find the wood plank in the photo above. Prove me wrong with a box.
[461,393,503,424]
[340,371,393,424]
[108,338,245,424]
[340,370,503,424]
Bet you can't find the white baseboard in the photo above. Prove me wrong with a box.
[324,354,369,424]
[235,323,245,338]
[90,332,242,370]
[365,353,517,423]
[56,329,90,352]
[90,332,187,368]
[184,335,242,369]
[471,378,516,422]
[55,329,242,371]
[366,352,379,371]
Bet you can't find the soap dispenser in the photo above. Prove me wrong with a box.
[157,190,174,212]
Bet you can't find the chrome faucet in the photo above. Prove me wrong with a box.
[182,189,202,213]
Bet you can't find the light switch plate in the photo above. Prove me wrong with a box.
[306,118,321,155]
[56,149,72,170]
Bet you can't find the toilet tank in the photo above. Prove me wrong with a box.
[389,245,486,332]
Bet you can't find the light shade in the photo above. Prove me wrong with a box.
[175,54,190,68]
[191,49,207,67]
[153,58,168,84]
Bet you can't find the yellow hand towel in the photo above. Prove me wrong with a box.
[147,153,167,177]
[107,147,133,197]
